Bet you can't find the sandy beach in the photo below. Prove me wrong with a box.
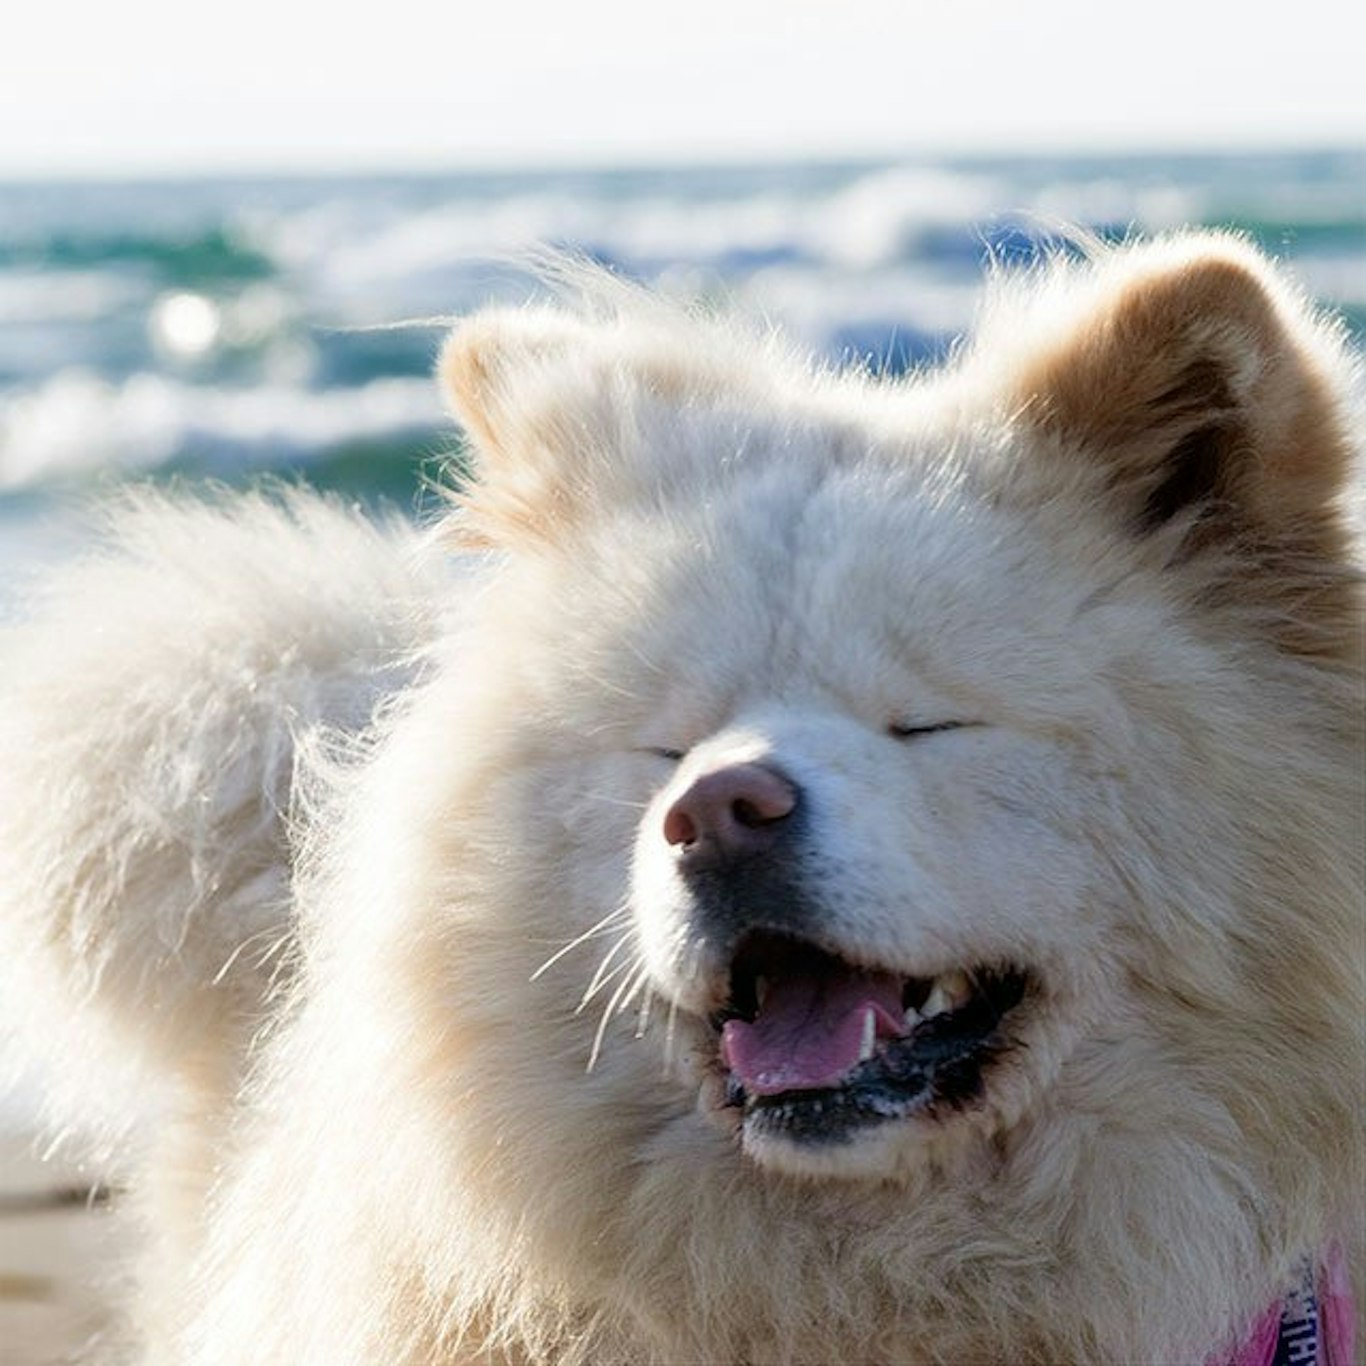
[0,1131,118,1365]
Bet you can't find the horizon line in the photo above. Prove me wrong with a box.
[2,138,1362,189]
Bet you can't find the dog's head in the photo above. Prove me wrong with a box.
[376,236,1361,1356]
[427,238,1360,1189]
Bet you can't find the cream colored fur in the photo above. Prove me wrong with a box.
[1,234,1361,1364]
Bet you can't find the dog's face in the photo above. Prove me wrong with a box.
[620,478,1122,1179]
[395,239,1359,1354]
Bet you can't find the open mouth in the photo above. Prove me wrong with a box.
[714,931,1031,1146]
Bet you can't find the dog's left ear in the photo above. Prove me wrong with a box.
[1006,236,1359,656]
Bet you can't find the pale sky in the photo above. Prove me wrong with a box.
[3,0,1364,178]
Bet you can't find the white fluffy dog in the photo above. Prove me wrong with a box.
[1,234,1362,1364]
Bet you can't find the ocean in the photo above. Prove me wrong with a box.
[1,150,1363,605]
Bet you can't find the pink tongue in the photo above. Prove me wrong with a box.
[721,965,905,1096]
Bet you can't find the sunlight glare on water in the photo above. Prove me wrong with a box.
[149,291,222,359]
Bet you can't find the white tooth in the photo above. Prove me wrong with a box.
[859,1007,877,1062]
[903,1005,921,1029]
[940,969,972,1010]
[755,976,769,1009]
[922,984,949,1018]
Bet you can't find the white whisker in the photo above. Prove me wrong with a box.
[577,931,636,1011]
[615,962,650,1017]
[587,957,647,1072]
[681,934,707,992]
[529,902,630,981]
[634,982,655,1038]
[663,993,681,1067]
[574,959,633,1019]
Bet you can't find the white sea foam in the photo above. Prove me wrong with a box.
[1026,179,1197,232]
[1293,252,1366,309]
[0,370,442,491]
[1,155,1360,581]
[735,265,977,350]
[0,270,141,324]
[259,165,1010,321]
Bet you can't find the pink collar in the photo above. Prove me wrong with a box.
[1216,1244,1354,1366]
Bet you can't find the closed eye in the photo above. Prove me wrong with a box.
[639,746,686,762]
[888,720,971,740]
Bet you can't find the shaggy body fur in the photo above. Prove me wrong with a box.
[1,235,1362,1364]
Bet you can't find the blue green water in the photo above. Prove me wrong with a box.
[1,150,1361,580]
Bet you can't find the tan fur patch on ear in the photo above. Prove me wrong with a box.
[1014,242,1354,535]
[1006,236,1361,661]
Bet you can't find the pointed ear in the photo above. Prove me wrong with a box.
[438,308,631,547]
[1005,236,1359,656]
[438,302,757,549]
[1010,236,1354,539]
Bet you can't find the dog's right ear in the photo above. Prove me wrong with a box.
[439,295,784,549]
[439,299,759,549]
[438,309,633,548]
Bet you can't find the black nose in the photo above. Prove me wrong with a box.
[663,761,799,872]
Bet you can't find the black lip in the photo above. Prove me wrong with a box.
[721,963,1030,1146]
